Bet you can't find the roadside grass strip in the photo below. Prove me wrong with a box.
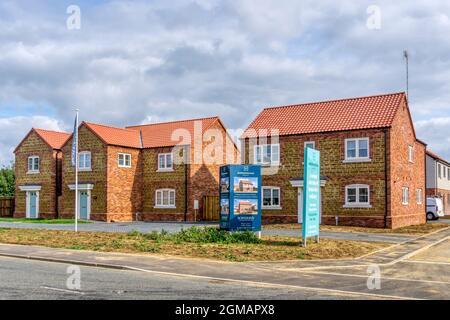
[264,222,448,235]
[0,226,387,262]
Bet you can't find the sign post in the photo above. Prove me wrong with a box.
[302,147,321,247]
[219,165,261,233]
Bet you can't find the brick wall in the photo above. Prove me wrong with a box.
[186,120,239,221]
[60,125,108,219]
[106,146,142,222]
[140,147,188,221]
[14,131,59,219]
[243,129,389,227]
[140,120,239,222]
[388,99,426,228]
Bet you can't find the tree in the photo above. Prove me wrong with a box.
[0,163,15,197]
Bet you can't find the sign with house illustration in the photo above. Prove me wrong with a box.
[220,165,262,232]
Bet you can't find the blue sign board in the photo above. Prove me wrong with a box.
[220,165,262,232]
[302,147,321,243]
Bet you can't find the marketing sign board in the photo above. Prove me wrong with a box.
[302,147,321,245]
[220,165,262,232]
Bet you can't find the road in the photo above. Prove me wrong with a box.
[0,256,380,300]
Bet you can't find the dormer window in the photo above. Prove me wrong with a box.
[27,156,39,174]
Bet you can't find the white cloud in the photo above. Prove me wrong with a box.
[0,116,64,165]
[415,117,450,160]
[0,0,449,165]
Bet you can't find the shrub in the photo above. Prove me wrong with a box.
[128,227,262,245]
[169,227,261,244]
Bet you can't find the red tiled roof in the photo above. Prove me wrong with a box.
[426,150,450,166]
[14,128,70,153]
[242,92,406,138]
[33,129,70,149]
[127,116,221,148]
[83,122,142,149]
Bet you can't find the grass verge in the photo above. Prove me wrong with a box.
[0,227,388,262]
[0,218,91,224]
[264,222,448,235]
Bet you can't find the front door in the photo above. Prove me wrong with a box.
[28,191,38,219]
[79,191,89,220]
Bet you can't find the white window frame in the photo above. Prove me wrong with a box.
[304,141,315,150]
[78,151,92,171]
[118,153,132,168]
[254,144,280,166]
[416,189,423,205]
[155,189,176,208]
[402,187,409,205]
[27,156,40,174]
[438,164,442,178]
[262,187,281,209]
[158,153,173,172]
[408,145,414,163]
[443,165,447,179]
[344,184,371,208]
[344,138,370,162]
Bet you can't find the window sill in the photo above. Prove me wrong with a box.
[343,204,372,209]
[78,168,92,172]
[27,171,40,175]
[342,158,371,164]
[118,166,132,169]
[402,203,409,206]
[157,168,174,173]
[154,206,176,209]
[255,163,280,167]
[262,206,282,210]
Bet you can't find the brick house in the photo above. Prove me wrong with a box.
[241,92,427,229]
[14,128,70,219]
[59,117,238,222]
[426,150,450,215]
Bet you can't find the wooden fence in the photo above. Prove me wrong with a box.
[0,197,14,217]
[202,195,220,221]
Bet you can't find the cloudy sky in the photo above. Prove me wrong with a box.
[1,0,450,165]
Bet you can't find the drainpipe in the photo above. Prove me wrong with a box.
[55,150,60,219]
[424,148,427,218]
[184,146,188,222]
[384,129,389,228]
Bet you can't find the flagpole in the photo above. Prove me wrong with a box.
[75,109,79,232]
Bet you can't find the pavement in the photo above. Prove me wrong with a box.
[0,226,448,300]
[0,220,416,243]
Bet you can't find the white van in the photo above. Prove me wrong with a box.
[426,197,444,221]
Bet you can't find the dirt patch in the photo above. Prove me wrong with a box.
[264,223,448,235]
[0,228,389,262]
